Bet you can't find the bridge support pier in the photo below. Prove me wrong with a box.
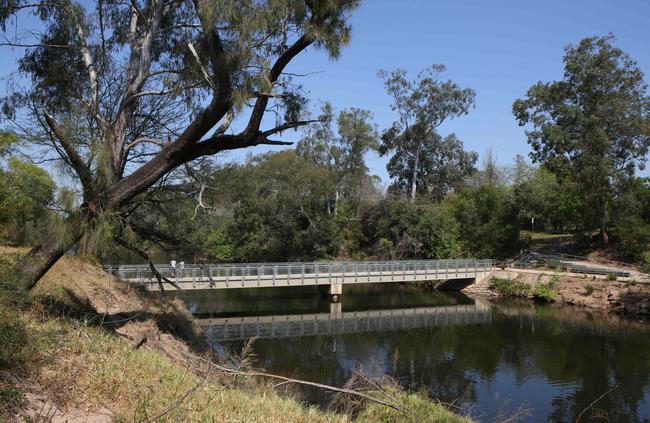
[473,271,492,285]
[329,282,342,302]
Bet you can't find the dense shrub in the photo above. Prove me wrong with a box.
[533,275,559,303]
[446,185,522,259]
[488,277,530,297]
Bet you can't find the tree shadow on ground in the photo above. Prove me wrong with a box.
[36,287,211,353]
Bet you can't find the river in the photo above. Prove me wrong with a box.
[173,283,650,422]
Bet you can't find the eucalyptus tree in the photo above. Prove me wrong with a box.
[0,0,360,289]
[378,65,475,202]
[513,35,650,245]
[297,103,377,215]
[386,130,477,202]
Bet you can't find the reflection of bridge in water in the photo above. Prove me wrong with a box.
[198,302,493,341]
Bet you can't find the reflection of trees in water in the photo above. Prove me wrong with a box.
[223,304,650,421]
[516,306,650,423]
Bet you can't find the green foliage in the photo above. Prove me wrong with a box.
[488,277,530,298]
[0,131,18,157]
[446,185,522,259]
[513,35,650,240]
[584,284,595,295]
[359,201,463,260]
[514,167,581,232]
[204,222,236,262]
[226,151,342,262]
[0,255,28,309]
[297,103,379,214]
[626,279,637,287]
[612,204,650,262]
[0,384,25,415]
[416,205,463,259]
[0,310,30,367]
[0,255,39,399]
[379,66,477,201]
[357,390,473,422]
[0,157,55,244]
[607,273,618,282]
[533,276,559,303]
[120,146,525,263]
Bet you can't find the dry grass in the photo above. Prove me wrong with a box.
[32,318,347,423]
[0,245,30,255]
[32,255,144,315]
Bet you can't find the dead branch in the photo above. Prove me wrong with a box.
[195,262,217,287]
[184,164,217,219]
[187,41,216,91]
[575,384,619,422]
[115,237,181,291]
[188,353,404,412]
[133,336,148,350]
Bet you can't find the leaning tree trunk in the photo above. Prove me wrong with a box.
[15,233,83,291]
[14,216,86,290]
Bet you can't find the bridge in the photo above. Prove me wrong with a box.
[198,302,493,341]
[106,259,493,298]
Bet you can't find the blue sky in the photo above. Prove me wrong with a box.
[244,0,650,183]
[1,0,649,185]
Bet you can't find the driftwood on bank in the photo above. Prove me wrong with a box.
[187,353,404,412]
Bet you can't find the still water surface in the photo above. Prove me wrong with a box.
[176,284,650,422]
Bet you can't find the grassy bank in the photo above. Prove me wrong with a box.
[0,248,472,422]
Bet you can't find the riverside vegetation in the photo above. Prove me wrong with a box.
[486,271,650,314]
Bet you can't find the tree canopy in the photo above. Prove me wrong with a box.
[379,65,476,202]
[0,0,360,288]
[513,35,650,245]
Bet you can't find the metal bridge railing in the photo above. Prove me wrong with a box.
[104,259,493,285]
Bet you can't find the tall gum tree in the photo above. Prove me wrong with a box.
[378,65,475,203]
[0,0,360,289]
[296,103,378,215]
[513,35,650,246]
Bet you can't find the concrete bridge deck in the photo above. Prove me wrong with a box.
[106,259,493,293]
[199,302,493,341]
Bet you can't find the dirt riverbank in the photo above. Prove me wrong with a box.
[464,268,650,315]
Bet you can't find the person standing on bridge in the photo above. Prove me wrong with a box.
[179,261,185,278]
[170,259,177,278]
